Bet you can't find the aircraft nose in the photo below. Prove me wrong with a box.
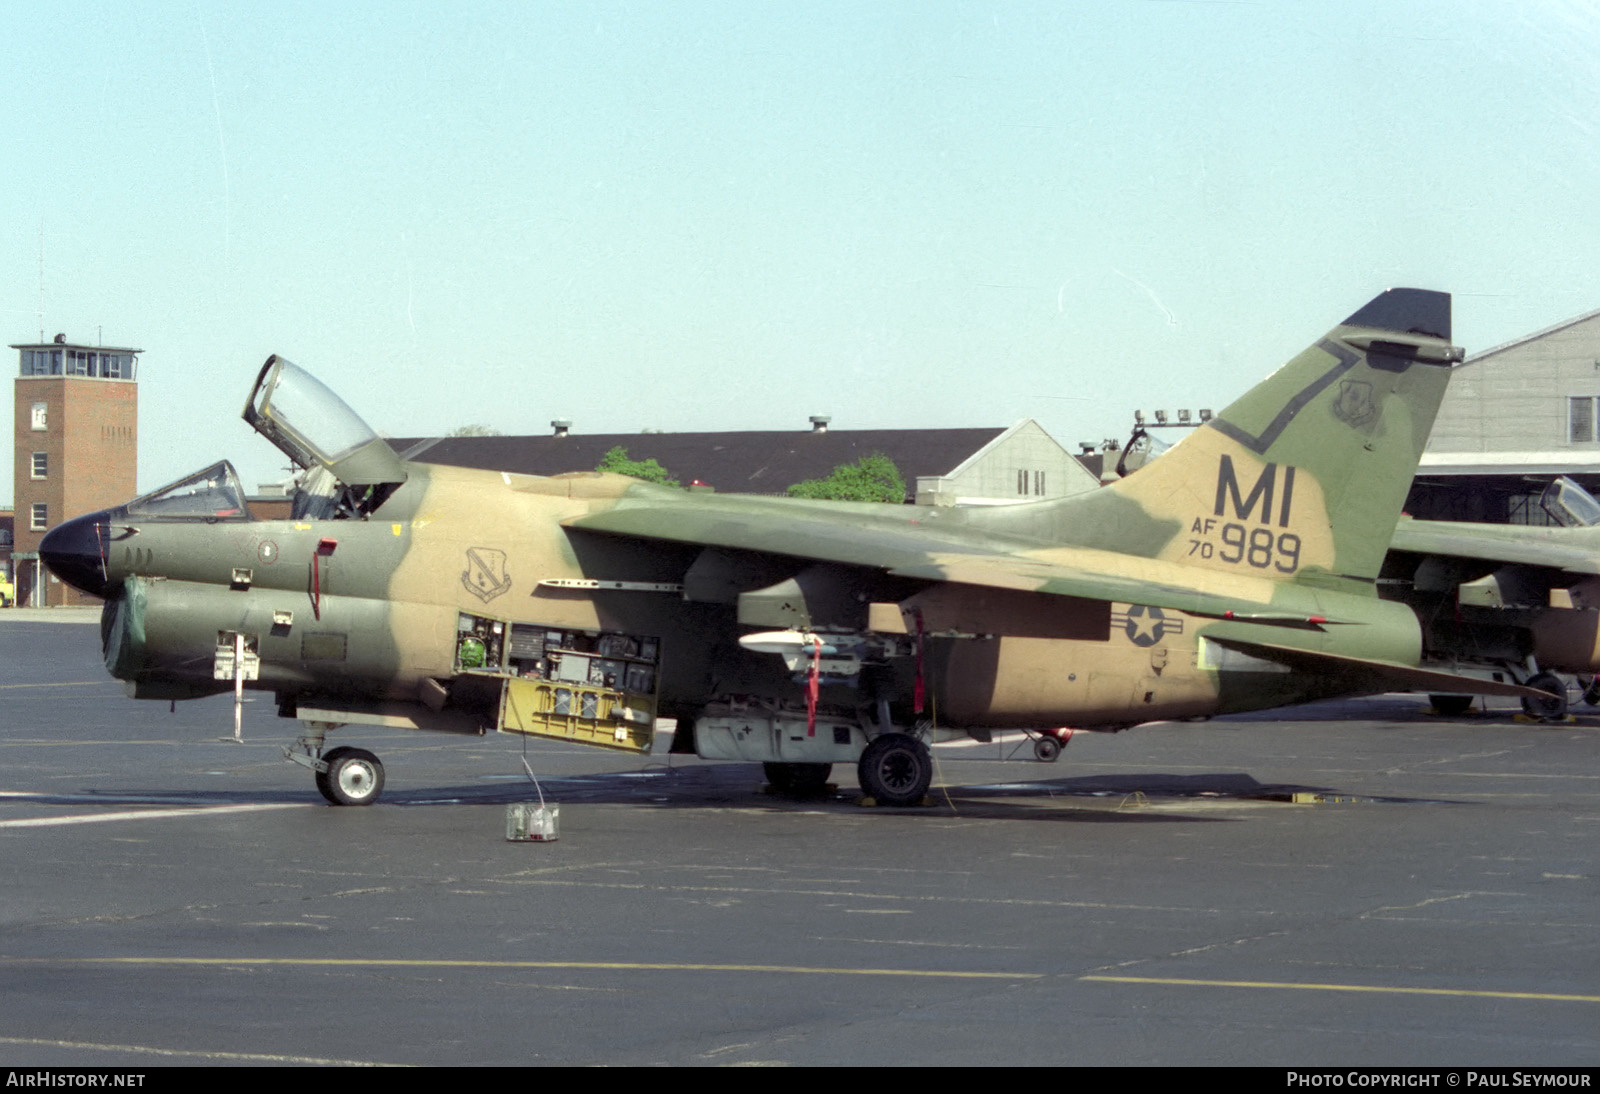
[40,509,113,598]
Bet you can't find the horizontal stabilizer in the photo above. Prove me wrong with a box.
[1391,521,1600,576]
[887,551,1360,627]
[1208,636,1552,700]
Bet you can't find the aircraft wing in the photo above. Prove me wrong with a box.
[568,494,1011,570]
[569,499,1348,624]
[1390,521,1600,576]
[885,551,1352,624]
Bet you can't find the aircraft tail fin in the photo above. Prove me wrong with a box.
[985,289,1461,593]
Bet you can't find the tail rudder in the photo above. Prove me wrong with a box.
[1107,287,1460,590]
[979,289,1461,593]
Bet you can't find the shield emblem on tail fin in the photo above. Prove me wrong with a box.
[1332,380,1377,428]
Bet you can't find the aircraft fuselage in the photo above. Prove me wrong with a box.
[75,460,1426,744]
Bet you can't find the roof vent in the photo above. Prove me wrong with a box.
[551,419,571,437]
[809,415,831,434]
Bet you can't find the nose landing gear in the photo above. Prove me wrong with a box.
[316,747,386,806]
[286,722,388,806]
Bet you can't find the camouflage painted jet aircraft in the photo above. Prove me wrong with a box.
[40,288,1543,806]
[1385,477,1600,718]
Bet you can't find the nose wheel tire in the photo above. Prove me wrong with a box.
[857,734,932,807]
[316,747,386,806]
[1033,735,1063,762]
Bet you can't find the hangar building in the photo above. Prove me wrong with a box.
[394,416,1100,507]
[1410,307,1600,524]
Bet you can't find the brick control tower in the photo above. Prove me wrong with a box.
[10,334,140,607]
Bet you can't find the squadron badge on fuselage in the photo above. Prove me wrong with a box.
[462,546,512,603]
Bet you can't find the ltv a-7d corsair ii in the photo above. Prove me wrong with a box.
[40,289,1543,806]
[1386,476,1600,720]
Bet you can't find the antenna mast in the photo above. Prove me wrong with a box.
[37,218,45,341]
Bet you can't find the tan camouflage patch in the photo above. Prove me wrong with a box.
[1107,425,1335,578]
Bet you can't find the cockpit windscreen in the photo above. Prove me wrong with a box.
[125,461,252,521]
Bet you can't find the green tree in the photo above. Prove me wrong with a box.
[596,445,679,486]
[787,453,906,503]
[447,424,502,437]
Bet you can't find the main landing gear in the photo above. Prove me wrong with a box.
[857,733,933,807]
[1580,675,1600,709]
[1429,665,1576,723]
[286,723,388,806]
[1520,672,1569,722]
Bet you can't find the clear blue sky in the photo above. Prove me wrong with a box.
[5,1,1599,502]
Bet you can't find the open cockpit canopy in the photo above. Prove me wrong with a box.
[1540,476,1600,529]
[243,356,407,518]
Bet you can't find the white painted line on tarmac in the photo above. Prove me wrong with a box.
[0,1035,396,1066]
[25,955,1043,980]
[0,802,309,828]
[0,680,110,689]
[1083,974,1600,1004]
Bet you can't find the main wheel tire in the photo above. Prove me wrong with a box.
[857,734,932,807]
[1582,676,1600,708]
[316,746,386,806]
[1521,672,1569,722]
[1429,694,1475,717]
[1033,736,1062,762]
[764,762,833,795]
